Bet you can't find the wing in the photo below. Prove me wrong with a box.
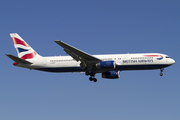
[54,41,102,69]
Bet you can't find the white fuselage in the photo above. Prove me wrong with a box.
[17,53,175,73]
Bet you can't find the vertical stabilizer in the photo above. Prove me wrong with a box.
[10,33,41,60]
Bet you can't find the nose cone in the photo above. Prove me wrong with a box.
[172,59,175,64]
[170,59,175,65]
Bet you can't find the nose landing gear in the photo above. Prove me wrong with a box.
[160,68,164,76]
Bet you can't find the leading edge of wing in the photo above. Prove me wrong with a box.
[54,40,101,63]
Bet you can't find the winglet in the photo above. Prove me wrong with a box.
[6,54,32,65]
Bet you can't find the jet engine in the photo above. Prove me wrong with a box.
[102,71,120,79]
[96,61,116,69]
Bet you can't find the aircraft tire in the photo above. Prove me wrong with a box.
[93,78,97,82]
[160,73,163,76]
[89,77,93,81]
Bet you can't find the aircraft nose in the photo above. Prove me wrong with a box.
[169,58,175,65]
[172,59,175,64]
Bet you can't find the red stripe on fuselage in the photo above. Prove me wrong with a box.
[11,37,29,47]
[144,55,163,57]
[21,51,37,60]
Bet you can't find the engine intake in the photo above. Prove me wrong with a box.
[96,61,116,69]
[102,71,120,79]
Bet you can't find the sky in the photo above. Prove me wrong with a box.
[0,0,180,120]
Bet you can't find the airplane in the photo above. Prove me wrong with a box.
[6,33,175,82]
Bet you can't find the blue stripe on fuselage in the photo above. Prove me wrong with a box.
[35,67,82,72]
[34,64,171,73]
[115,64,171,70]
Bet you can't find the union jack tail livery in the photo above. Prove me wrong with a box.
[10,33,41,60]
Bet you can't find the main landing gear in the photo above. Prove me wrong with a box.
[89,77,97,82]
[86,71,97,82]
[160,68,164,76]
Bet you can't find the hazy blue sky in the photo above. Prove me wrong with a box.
[1,0,179,120]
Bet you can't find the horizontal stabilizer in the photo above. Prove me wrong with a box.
[6,54,32,64]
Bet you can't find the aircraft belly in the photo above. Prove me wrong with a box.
[35,67,82,72]
[116,64,171,70]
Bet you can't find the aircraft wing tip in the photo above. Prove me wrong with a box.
[54,40,62,43]
[5,54,11,57]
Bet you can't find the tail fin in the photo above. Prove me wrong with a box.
[10,33,41,60]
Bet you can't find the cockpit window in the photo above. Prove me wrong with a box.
[166,56,171,58]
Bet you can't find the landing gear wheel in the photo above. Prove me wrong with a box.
[160,72,163,76]
[89,77,97,82]
[93,78,97,82]
[87,71,97,82]
[160,68,164,76]
[89,77,93,81]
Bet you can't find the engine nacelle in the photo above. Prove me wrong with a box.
[102,71,120,79]
[96,61,116,69]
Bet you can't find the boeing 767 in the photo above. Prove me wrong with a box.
[6,33,175,82]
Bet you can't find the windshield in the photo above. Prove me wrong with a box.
[166,56,171,58]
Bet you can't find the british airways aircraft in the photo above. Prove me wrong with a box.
[6,33,175,82]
